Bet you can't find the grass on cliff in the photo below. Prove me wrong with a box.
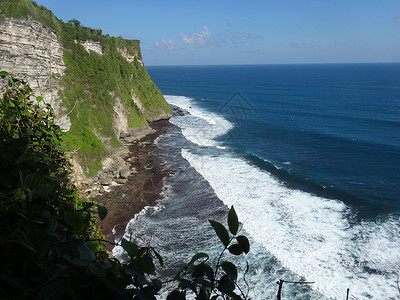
[0,0,172,176]
[0,0,60,30]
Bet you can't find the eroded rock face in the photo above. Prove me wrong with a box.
[0,17,69,129]
[81,40,103,55]
[132,93,172,122]
[117,47,143,66]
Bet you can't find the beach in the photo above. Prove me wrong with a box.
[94,119,171,250]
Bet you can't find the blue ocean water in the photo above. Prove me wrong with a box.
[115,64,400,299]
[148,64,400,218]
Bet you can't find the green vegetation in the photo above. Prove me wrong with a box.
[0,0,60,30]
[0,0,172,176]
[0,73,250,299]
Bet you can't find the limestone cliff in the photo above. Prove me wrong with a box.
[0,17,70,129]
[0,0,172,179]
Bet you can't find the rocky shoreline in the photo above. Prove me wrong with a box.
[88,120,172,250]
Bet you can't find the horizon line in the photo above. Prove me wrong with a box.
[146,61,400,67]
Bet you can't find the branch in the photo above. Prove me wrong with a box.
[55,98,79,120]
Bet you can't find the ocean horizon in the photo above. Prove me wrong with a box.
[117,63,400,299]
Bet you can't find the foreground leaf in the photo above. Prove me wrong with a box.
[221,261,238,281]
[236,235,250,254]
[218,275,235,294]
[189,252,209,265]
[121,239,139,258]
[96,204,108,220]
[228,206,239,235]
[209,220,230,247]
[228,244,243,255]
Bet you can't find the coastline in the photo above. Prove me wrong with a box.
[94,119,172,250]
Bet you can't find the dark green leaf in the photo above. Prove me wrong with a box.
[228,244,243,255]
[153,248,164,267]
[192,263,214,281]
[199,286,210,299]
[23,174,40,189]
[32,184,53,197]
[177,278,196,293]
[189,252,209,265]
[209,220,230,247]
[63,210,84,231]
[229,291,243,300]
[167,290,186,300]
[228,206,239,235]
[148,279,162,294]
[75,240,95,261]
[121,239,139,258]
[236,235,250,254]
[96,204,108,220]
[137,246,149,257]
[196,278,213,289]
[132,256,155,275]
[221,261,238,281]
[217,275,235,294]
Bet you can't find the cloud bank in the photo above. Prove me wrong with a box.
[180,26,211,46]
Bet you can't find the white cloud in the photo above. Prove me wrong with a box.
[180,26,211,46]
[155,39,179,50]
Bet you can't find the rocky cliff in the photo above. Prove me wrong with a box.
[0,0,172,180]
[0,17,70,129]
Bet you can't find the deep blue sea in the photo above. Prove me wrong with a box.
[116,64,400,299]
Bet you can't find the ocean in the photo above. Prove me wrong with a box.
[116,64,400,299]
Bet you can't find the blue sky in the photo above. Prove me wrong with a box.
[35,0,400,65]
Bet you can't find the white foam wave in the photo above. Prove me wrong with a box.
[112,202,166,260]
[165,95,233,147]
[181,149,400,300]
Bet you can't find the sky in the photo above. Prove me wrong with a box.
[34,0,400,66]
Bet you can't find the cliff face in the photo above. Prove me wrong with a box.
[0,17,70,129]
[0,1,172,178]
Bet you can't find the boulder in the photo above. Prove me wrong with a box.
[120,168,131,179]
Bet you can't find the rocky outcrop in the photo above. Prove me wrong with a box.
[77,145,138,196]
[112,95,154,141]
[118,47,143,66]
[0,17,70,130]
[132,93,173,122]
[81,40,103,55]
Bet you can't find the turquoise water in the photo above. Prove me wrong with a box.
[115,64,400,299]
